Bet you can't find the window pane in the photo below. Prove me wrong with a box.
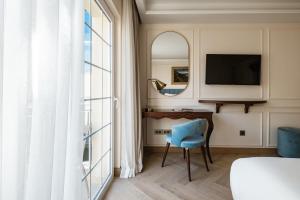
[84,101,90,136]
[84,63,91,99]
[84,26,91,62]
[82,174,91,200]
[102,13,111,44]
[102,70,110,98]
[91,67,102,98]
[84,0,91,25]
[82,137,91,175]
[102,99,111,126]
[91,131,102,167]
[83,1,112,199]
[91,100,102,132]
[101,151,111,184]
[91,32,102,67]
[91,0,102,35]
[102,125,110,156]
[91,161,102,198]
[103,42,110,71]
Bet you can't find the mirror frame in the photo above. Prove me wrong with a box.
[150,31,190,97]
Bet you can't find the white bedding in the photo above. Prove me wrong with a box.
[230,157,300,200]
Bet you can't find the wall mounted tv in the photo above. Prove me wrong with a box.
[205,54,261,85]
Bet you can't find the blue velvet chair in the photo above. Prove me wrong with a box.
[161,119,209,181]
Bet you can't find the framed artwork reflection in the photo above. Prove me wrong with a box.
[171,66,189,85]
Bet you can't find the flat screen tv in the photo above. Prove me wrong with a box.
[205,54,261,85]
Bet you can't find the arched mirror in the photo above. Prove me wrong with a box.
[150,31,189,96]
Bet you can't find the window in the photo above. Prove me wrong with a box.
[82,0,113,199]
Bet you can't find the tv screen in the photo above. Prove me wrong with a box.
[205,54,261,85]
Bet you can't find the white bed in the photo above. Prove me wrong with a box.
[230,157,300,200]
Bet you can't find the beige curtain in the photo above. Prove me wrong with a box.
[120,0,143,178]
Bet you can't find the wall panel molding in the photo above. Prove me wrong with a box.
[140,23,300,148]
[199,28,264,100]
[268,111,300,147]
[269,27,300,100]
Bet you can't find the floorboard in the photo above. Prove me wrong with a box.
[104,152,276,200]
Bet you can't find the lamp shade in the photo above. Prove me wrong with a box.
[154,80,166,91]
[148,79,167,91]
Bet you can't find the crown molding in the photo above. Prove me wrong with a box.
[147,2,300,11]
[135,0,300,23]
[146,9,300,15]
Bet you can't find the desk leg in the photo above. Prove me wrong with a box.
[206,119,214,164]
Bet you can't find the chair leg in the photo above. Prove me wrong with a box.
[206,141,213,164]
[183,148,186,160]
[201,145,209,172]
[161,142,170,167]
[186,148,192,182]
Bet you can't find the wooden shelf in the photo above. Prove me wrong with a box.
[198,99,267,113]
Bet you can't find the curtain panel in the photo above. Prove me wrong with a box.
[120,0,143,178]
[0,0,84,199]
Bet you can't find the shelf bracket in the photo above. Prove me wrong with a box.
[244,103,253,113]
[216,103,223,113]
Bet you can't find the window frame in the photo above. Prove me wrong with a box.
[82,0,115,199]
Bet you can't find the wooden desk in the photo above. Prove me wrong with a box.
[142,111,214,163]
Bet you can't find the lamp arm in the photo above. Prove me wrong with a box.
[148,78,158,81]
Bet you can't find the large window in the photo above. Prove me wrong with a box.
[82,0,113,199]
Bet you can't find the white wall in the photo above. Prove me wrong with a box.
[139,23,300,148]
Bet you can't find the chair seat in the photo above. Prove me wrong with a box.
[166,133,205,148]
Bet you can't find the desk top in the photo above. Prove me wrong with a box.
[142,111,213,120]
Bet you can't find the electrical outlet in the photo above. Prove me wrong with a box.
[154,129,163,135]
[163,129,172,134]
[240,130,246,136]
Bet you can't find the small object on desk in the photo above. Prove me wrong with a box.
[171,108,194,112]
[181,108,194,112]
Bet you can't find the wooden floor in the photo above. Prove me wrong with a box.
[104,152,274,200]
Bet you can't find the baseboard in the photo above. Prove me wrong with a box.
[144,146,277,155]
[114,168,121,177]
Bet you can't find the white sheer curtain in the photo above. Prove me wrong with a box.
[120,0,143,178]
[0,0,84,200]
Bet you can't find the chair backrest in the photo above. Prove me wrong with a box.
[171,119,207,147]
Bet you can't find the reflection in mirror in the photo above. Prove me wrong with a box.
[151,31,189,96]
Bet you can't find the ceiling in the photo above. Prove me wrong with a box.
[135,0,300,23]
